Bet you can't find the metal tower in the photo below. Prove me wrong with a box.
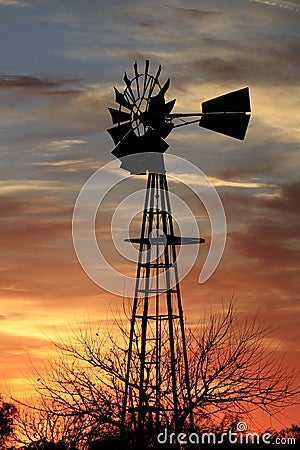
[123,169,204,447]
[107,60,251,448]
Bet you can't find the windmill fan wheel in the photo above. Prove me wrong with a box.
[107,60,176,159]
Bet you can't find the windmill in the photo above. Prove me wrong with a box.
[107,60,251,448]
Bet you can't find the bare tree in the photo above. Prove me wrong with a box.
[14,400,93,449]
[12,302,299,449]
[0,394,17,449]
[188,303,298,423]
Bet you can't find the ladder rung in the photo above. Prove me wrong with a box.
[138,288,167,293]
[140,263,173,268]
[145,209,171,215]
[148,314,168,319]
[135,314,180,320]
[137,288,178,294]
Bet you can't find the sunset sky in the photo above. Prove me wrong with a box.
[0,0,299,432]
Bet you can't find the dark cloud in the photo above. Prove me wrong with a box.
[261,181,300,215]
[0,219,70,248]
[219,180,300,220]
[199,40,300,84]
[167,5,223,19]
[229,219,300,266]
[212,162,275,180]
[29,89,85,97]
[220,179,300,225]
[0,196,27,217]
[170,36,300,86]
[203,179,300,295]
[0,75,59,88]
[137,21,151,27]
[0,194,71,218]
[0,203,72,251]
[0,74,84,99]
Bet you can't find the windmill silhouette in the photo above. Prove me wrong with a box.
[107,60,251,448]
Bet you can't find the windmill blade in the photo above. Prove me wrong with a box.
[160,78,170,96]
[107,122,132,145]
[149,79,170,107]
[148,80,172,117]
[148,87,169,117]
[133,62,140,98]
[111,129,140,158]
[123,72,136,103]
[159,123,174,139]
[146,98,176,132]
[147,93,167,130]
[114,87,132,110]
[154,65,162,85]
[199,113,250,140]
[164,99,176,115]
[133,62,140,78]
[143,59,150,93]
[108,108,131,124]
[111,129,168,160]
[143,129,169,153]
[148,95,166,118]
[143,100,174,135]
[123,71,131,88]
[148,93,166,111]
[147,64,162,99]
[202,87,251,113]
